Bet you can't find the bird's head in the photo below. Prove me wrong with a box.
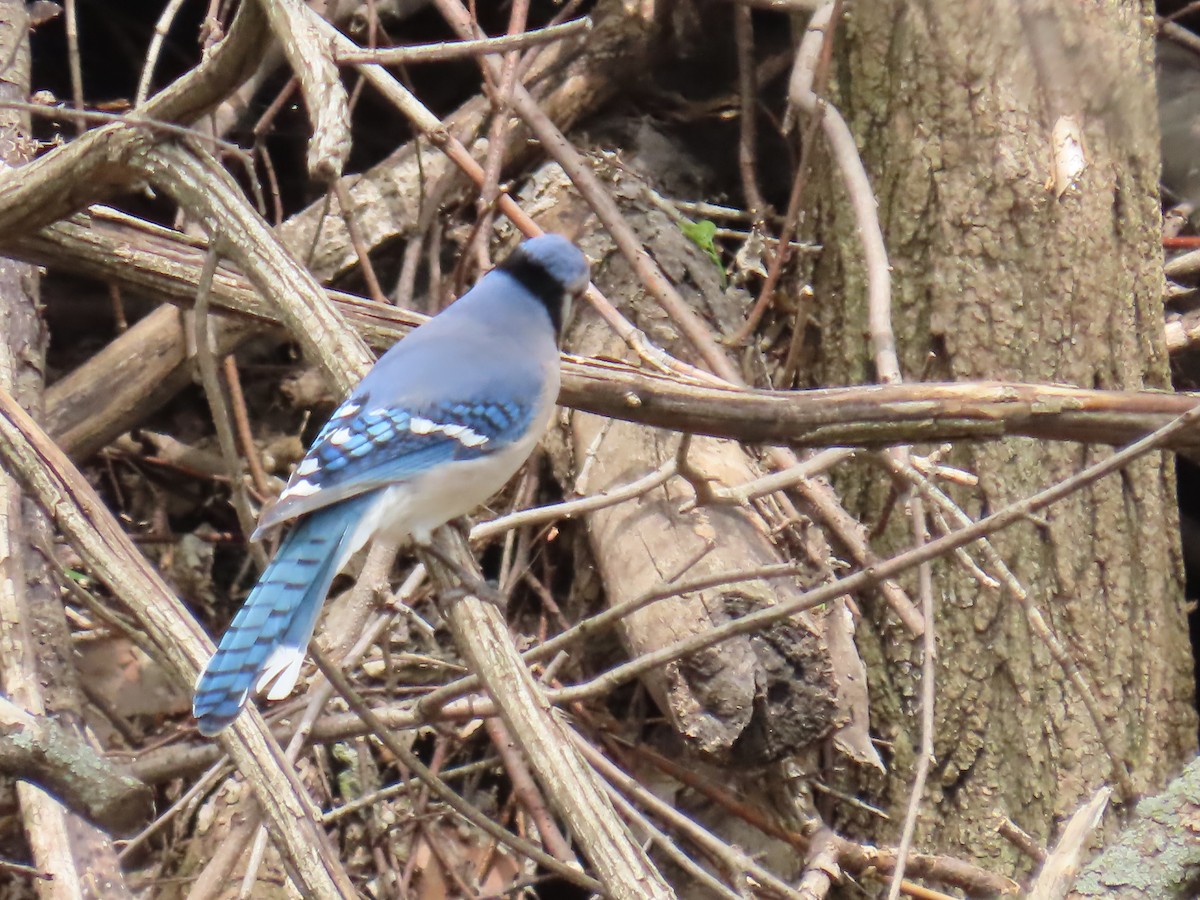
[497,234,591,338]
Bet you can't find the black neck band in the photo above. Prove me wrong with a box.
[497,250,566,333]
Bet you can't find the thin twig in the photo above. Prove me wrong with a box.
[579,735,807,900]
[118,764,229,862]
[788,2,897,382]
[626,738,1015,896]
[708,447,854,504]
[0,387,358,898]
[418,558,791,716]
[322,757,499,823]
[731,6,836,345]
[192,245,268,568]
[733,5,768,217]
[0,859,51,881]
[995,815,1047,863]
[887,490,935,900]
[136,0,189,106]
[0,100,252,159]
[236,540,407,892]
[674,433,722,506]
[880,456,1138,802]
[335,17,592,64]
[592,773,742,900]
[308,647,603,892]
[221,355,270,497]
[332,180,387,303]
[63,0,84,134]
[468,0,529,268]
[434,0,744,381]
[416,527,674,898]
[483,717,578,864]
[432,0,921,635]
[297,7,712,382]
[724,0,826,9]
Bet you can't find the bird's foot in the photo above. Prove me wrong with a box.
[416,540,506,608]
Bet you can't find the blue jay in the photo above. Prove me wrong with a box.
[193,234,590,735]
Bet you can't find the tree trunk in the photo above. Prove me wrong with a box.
[0,2,132,894]
[808,0,1197,870]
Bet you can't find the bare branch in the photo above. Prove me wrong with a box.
[788,3,896,383]
[554,403,1200,703]
[0,387,357,898]
[258,0,351,181]
[417,528,675,899]
[0,1,269,236]
[0,697,152,835]
[335,17,592,65]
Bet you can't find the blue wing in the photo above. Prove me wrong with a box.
[254,393,535,537]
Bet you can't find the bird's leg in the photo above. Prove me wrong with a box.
[448,515,473,543]
[415,535,507,608]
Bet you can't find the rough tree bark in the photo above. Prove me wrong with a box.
[807,0,1198,872]
[0,2,132,896]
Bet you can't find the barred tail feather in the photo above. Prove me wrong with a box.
[193,494,375,735]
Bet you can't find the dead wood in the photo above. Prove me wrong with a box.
[1068,765,1200,899]
[0,697,151,837]
[15,210,1200,459]
[0,3,269,238]
[1030,787,1110,900]
[259,0,351,183]
[0,388,358,897]
[420,528,674,899]
[0,2,677,890]
[0,2,134,893]
[15,2,654,461]
[543,147,860,768]
[148,140,669,893]
[1,2,1196,897]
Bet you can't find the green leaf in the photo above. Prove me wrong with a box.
[679,218,726,287]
